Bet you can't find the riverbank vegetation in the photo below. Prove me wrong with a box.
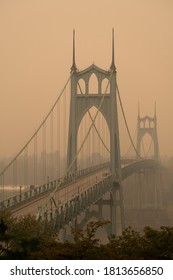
[0,211,173,260]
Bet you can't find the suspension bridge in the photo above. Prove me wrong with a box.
[0,30,162,238]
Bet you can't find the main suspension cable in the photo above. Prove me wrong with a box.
[122,126,137,158]
[0,75,71,177]
[116,82,142,159]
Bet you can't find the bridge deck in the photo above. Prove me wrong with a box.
[10,167,110,217]
[0,159,159,230]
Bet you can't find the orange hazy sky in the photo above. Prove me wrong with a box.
[0,0,173,159]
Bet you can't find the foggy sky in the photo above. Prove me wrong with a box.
[0,0,173,159]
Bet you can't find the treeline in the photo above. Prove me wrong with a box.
[0,211,173,260]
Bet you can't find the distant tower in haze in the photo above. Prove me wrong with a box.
[136,104,159,160]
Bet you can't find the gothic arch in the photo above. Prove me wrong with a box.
[77,103,110,133]
[77,78,86,94]
[145,118,150,128]
[77,106,110,143]
[101,77,110,94]
[137,115,159,160]
[150,121,154,128]
[77,106,110,168]
[88,73,99,94]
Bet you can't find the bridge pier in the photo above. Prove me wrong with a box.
[109,181,125,236]
[109,188,116,235]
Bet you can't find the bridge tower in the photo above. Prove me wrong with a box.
[136,105,161,208]
[135,105,162,212]
[136,105,159,160]
[124,107,164,231]
[67,30,124,235]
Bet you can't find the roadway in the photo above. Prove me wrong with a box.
[11,167,110,217]
[9,159,159,218]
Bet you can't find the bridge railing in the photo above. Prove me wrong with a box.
[43,174,113,232]
[121,159,158,179]
[0,162,110,210]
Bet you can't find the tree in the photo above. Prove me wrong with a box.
[0,210,55,259]
[1,210,173,260]
[108,227,145,259]
[70,220,110,259]
[142,226,173,259]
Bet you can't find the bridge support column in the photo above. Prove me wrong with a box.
[109,181,125,236]
[110,188,116,235]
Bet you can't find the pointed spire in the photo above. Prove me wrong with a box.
[110,28,116,71]
[71,29,77,73]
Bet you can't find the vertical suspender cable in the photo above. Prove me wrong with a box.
[59,96,62,176]
[24,146,28,188]
[98,113,101,164]
[64,86,67,172]
[85,113,88,168]
[63,85,68,202]
[90,111,93,167]
[100,110,104,162]
[0,173,4,201]
[80,113,83,169]
[50,110,53,180]
[43,122,46,183]
[2,174,4,201]
[34,134,37,185]
[88,112,91,168]
[13,159,17,196]
[57,99,60,177]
